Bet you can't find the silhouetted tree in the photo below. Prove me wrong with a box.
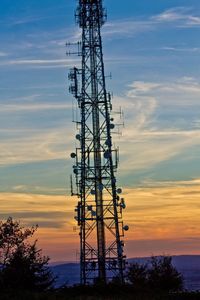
[0,217,55,291]
[126,256,183,293]
[148,256,183,292]
[0,216,36,266]
[126,262,148,290]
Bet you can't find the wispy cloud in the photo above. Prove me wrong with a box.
[103,20,154,37]
[0,58,79,68]
[187,16,200,26]
[0,51,8,57]
[126,77,200,105]
[119,131,200,172]
[127,81,161,94]
[152,7,200,27]
[102,7,200,39]
[138,178,200,188]
[152,7,190,22]
[161,46,200,53]
[0,192,78,260]
[0,126,73,166]
[1,181,200,259]
[0,192,74,225]
[8,15,62,26]
[0,102,71,113]
[2,3,70,27]
[12,185,67,194]
[0,84,64,91]
[113,77,200,172]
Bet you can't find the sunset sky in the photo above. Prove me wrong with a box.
[0,0,200,262]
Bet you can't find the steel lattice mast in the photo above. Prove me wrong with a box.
[69,0,128,284]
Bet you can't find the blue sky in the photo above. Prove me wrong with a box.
[1,0,200,194]
[0,0,200,260]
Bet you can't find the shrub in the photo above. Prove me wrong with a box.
[126,256,183,293]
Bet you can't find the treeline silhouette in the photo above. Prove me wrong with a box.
[0,217,199,300]
[0,217,54,293]
[126,256,183,292]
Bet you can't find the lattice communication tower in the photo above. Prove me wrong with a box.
[69,0,128,285]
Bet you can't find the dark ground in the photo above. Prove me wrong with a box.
[1,287,200,300]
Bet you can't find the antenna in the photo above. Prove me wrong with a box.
[70,174,74,196]
[69,0,128,285]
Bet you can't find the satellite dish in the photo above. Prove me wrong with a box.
[70,152,76,158]
[73,168,78,175]
[104,151,110,159]
[87,205,93,211]
[110,124,115,129]
[123,225,129,231]
[112,178,116,184]
[121,241,125,247]
[76,134,81,140]
[105,139,112,147]
[118,248,123,256]
[91,189,95,195]
[91,210,96,217]
[117,188,122,194]
[121,203,126,209]
[98,184,104,191]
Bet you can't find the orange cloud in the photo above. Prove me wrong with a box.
[0,183,200,261]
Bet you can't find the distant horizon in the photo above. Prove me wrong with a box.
[49,254,200,265]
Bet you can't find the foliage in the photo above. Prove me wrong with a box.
[148,256,183,292]
[0,217,55,292]
[126,261,149,290]
[126,256,183,293]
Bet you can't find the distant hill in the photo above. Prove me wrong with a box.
[51,255,200,290]
[52,263,80,287]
